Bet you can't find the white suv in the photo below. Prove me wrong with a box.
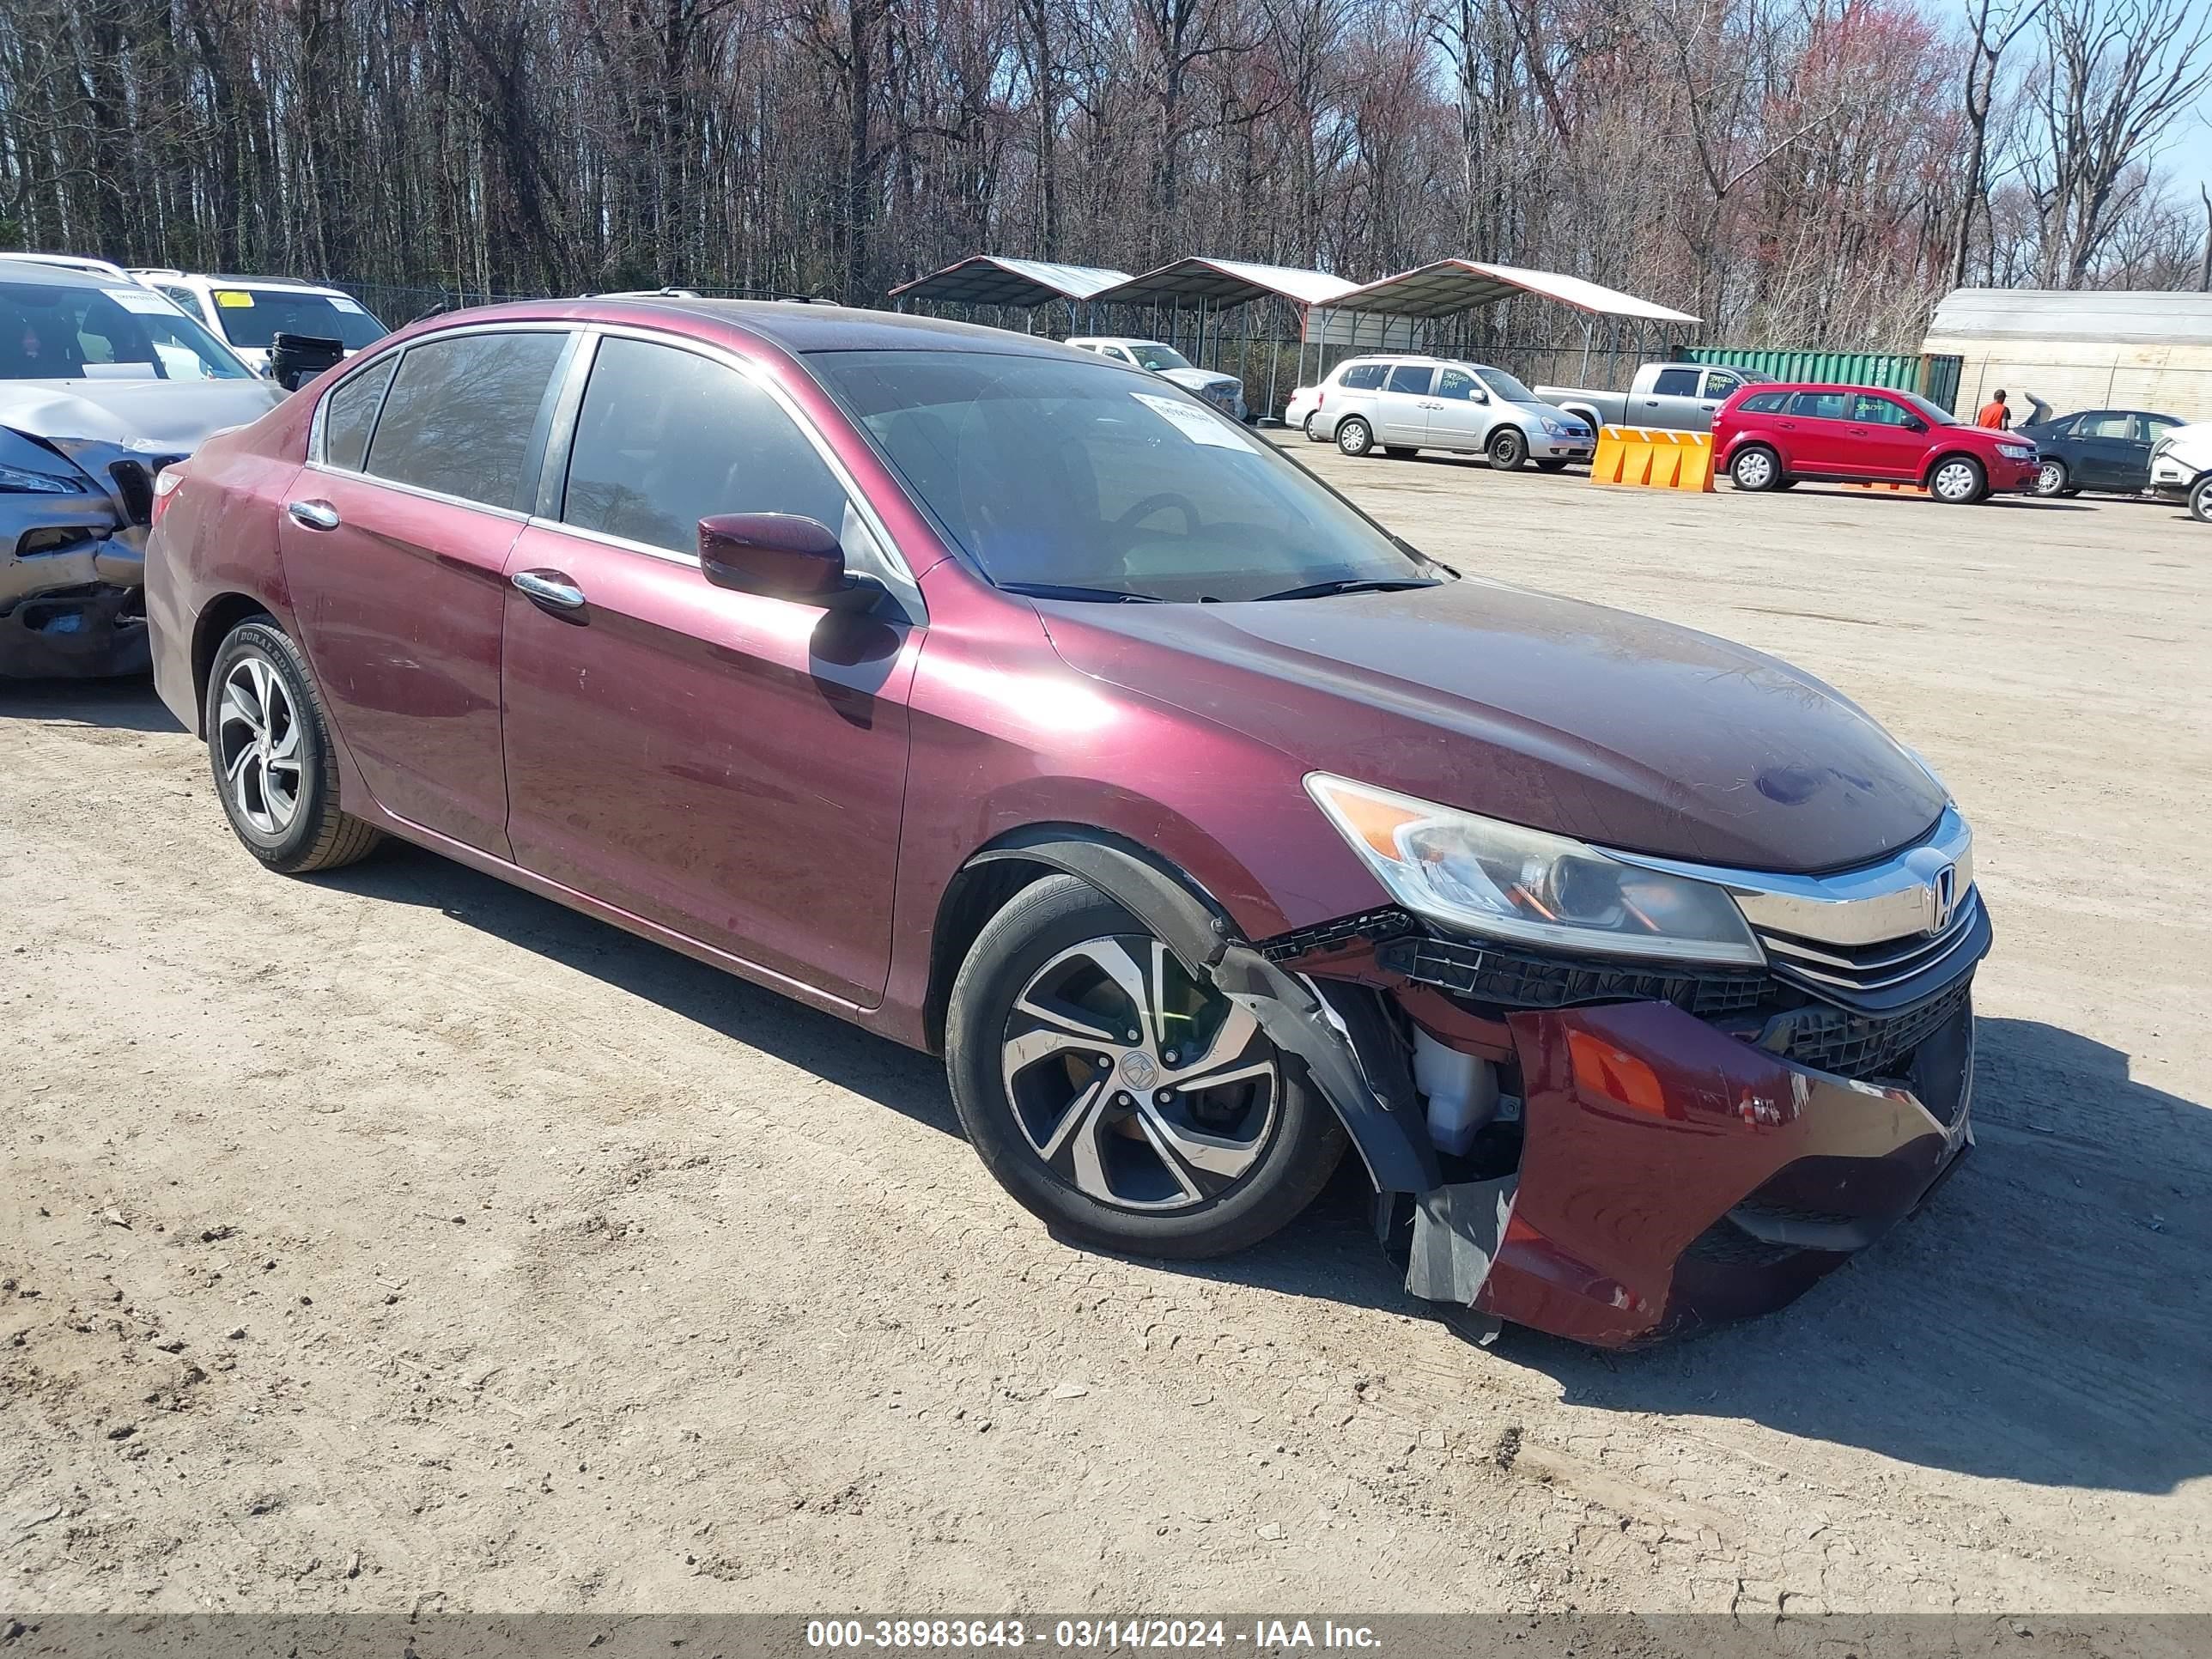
[1291,356,1594,471]
[2148,422,2212,522]
[127,270,390,375]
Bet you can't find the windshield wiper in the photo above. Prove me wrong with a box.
[1250,577,1443,602]
[997,581,1164,604]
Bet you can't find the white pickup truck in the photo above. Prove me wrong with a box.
[1534,362,1772,434]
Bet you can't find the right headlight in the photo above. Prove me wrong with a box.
[1305,774,1764,966]
[0,461,82,494]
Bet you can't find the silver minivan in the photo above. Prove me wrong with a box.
[1304,355,1594,472]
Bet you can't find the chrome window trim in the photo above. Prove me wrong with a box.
[537,322,927,623]
[1610,805,1975,951]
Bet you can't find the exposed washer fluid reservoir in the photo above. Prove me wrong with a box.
[1412,1027,1499,1157]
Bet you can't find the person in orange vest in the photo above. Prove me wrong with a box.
[1976,389,2010,428]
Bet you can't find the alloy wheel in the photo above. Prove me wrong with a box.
[999,934,1279,1212]
[2036,460,2066,497]
[1733,448,1775,489]
[216,655,304,836]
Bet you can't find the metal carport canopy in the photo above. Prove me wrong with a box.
[1085,257,1362,308]
[1328,259,1700,323]
[888,255,1133,308]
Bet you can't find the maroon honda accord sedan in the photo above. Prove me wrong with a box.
[145,299,1987,1346]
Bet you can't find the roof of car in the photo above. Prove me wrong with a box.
[594,296,1081,357]
[0,258,115,289]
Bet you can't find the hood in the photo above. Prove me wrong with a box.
[1159,366,1240,394]
[0,377,286,453]
[1511,398,1584,427]
[1037,579,1947,875]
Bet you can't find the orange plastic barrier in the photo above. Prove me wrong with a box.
[1589,426,1715,493]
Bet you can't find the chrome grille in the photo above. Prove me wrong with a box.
[1756,885,1984,1006]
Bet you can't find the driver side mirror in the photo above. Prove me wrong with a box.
[1903,415,1927,433]
[698,513,883,611]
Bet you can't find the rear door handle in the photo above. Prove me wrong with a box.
[512,568,586,611]
[286,500,340,532]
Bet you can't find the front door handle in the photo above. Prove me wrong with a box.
[512,568,586,611]
[287,499,340,532]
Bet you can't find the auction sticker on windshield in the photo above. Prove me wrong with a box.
[103,287,174,315]
[1131,391,1251,451]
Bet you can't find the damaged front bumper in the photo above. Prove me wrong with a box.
[3,450,161,678]
[1404,996,1974,1346]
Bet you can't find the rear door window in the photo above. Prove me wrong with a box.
[1338,362,1386,390]
[1652,368,1701,397]
[322,356,400,472]
[561,337,865,564]
[1386,364,1433,396]
[363,331,569,511]
[1790,390,1849,421]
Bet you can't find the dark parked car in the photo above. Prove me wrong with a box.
[1716,382,2039,502]
[2014,407,2185,497]
[1,258,281,676]
[147,301,1989,1347]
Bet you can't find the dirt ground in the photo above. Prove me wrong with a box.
[4,453,2209,1618]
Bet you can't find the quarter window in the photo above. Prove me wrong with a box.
[1386,364,1433,396]
[561,337,859,562]
[322,356,399,472]
[362,331,568,511]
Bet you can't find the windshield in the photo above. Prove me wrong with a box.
[1899,391,1959,427]
[0,279,252,380]
[815,349,1437,603]
[1469,365,1540,403]
[1123,342,1191,372]
[208,287,389,350]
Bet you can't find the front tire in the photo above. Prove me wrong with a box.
[204,620,382,874]
[1335,417,1374,458]
[945,876,1346,1260]
[1487,428,1528,471]
[1929,455,1988,504]
[2191,474,2212,524]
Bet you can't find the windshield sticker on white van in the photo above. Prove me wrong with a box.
[102,286,174,316]
[1131,392,1252,451]
[329,296,366,314]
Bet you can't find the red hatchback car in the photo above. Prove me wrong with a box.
[146,301,1990,1347]
[1716,382,2039,502]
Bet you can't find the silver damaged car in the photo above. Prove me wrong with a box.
[1,259,283,677]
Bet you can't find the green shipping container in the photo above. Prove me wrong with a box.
[1685,348,1964,414]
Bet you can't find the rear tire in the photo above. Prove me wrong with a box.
[1302,414,1324,442]
[1929,455,1988,504]
[945,876,1346,1260]
[1487,428,1528,471]
[204,620,382,874]
[1336,417,1374,458]
[1730,444,1784,492]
